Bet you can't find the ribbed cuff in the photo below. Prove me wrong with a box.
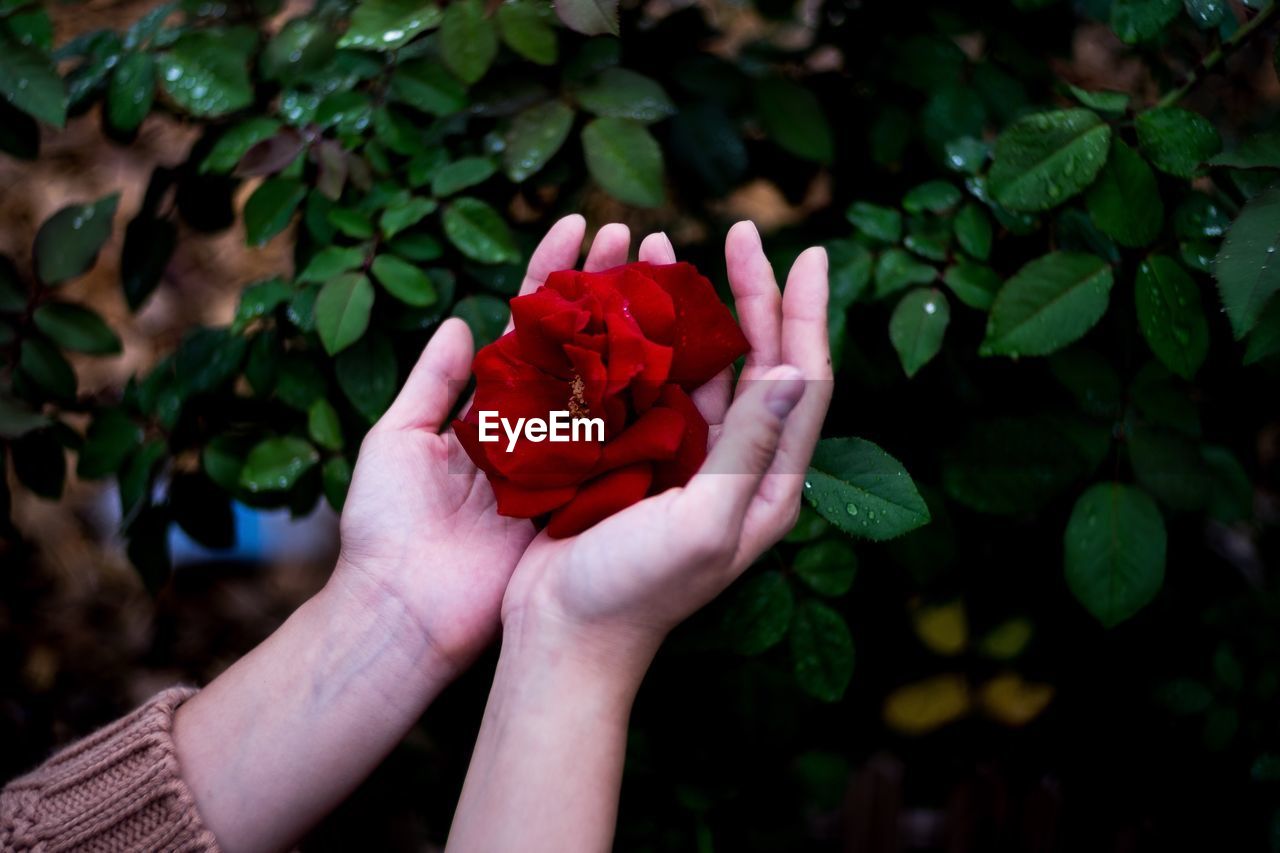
[1,687,219,852]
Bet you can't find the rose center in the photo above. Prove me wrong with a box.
[567,373,590,419]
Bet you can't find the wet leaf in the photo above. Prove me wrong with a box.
[35,194,120,286]
[889,288,950,377]
[803,437,930,540]
[314,272,375,355]
[981,252,1113,357]
[1064,482,1166,627]
[988,109,1111,211]
[790,601,854,702]
[338,0,443,51]
[33,302,121,354]
[158,31,254,118]
[442,197,520,263]
[1134,255,1208,379]
[504,100,574,181]
[239,435,319,493]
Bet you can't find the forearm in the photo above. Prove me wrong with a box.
[173,567,451,853]
[446,612,651,853]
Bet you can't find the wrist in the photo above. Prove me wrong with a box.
[499,603,660,709]
[323,559,459,700]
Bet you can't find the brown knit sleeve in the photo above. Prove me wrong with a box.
[1,687,220,853]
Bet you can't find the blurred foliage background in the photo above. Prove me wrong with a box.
[3,0,1280,849]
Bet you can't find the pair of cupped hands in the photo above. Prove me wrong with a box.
[334,216,832,685]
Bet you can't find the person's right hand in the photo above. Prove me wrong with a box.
[498,221,833,681]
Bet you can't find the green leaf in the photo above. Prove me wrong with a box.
[504,100,574,182]
[988,109,1111,212]
[496,0,557,65]
[790,600,855,702]
[106,51,155,133]
[1067,84,1129,116]
[953,202,993,260]
[874,248,935,298]
[200,117,282,174]
[0,42,66,126]
[315,272,375,355]
[442,197,521,263]
[336,334,397,423]
[20,336,76,400]
[323,455,352,511]
[371,254,438,307]
[379,196,436,239]
[1134,255,1209,379]
[755,76,833,164]
[1201,445,1253,523]
[903,181,961,214]
[944,261,1002,311]
[432,157,497,196]
[239,436,319,493]
[232,276,293,330]
[297,246,365,284]
[76,408,141,479]
[981,252,1114,358]
[1207,131,1280,170]
[35,194,119,286]
[1111,0,1181,43]
[158,31,254,118]
[260,18,336,84]
[32,302,121,354]
[889,288,950,377]
[1135,107,1221,179]
[1086,139,1163,247]
[846,202,902,243]
[0,393,49,439]
[244,178,306,247]
[1051,348,1122,418]
[581,117,664,207]
[943,415,1102,514]
[389,58,467,116]
[793,540,857,597]
[1215,185,1280,338]
[452,293,509,349]
[1064,482,1166,627]
[803,437,930,541]
[720,571,794,655]
[576,67,675,124]
[1184,0,1228,28]
[307,398,344,451]
[554,0,619,36]
[440,0,496,84]
[338,0,443,51]
[175,327,247,397]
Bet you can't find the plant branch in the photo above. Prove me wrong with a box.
[1156,2,1280,109]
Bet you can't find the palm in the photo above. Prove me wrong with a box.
[339,428,534,668]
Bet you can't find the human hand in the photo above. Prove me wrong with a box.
[331,215,600,679]
[499,221,832,683]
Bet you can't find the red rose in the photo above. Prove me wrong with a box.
[454,261,749,537]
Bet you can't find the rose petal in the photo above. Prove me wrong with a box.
[592,406,684,475]
[652,384,709,492]
[491,476,578,518]
[640,262,749,388]
[546,463,654,538]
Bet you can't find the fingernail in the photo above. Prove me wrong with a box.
[660,231,674,252]
[765,366,805,418]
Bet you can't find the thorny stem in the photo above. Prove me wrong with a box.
[1155,1,1280,110]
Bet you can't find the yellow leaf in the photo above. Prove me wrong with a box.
[911,600,968,656]
[978,673,1054,727]
[883,674,971,735]
[978,618,1034,660]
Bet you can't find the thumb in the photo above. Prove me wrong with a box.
[681,364,805,527]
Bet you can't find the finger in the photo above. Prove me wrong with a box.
[583,222,631,271]
[502,214,587,336]
[737,246,833,556]
[378,318,474,433]
[690,365,732,427]
[679,364,805,536]
[638,231,676,264]
[725,220,782,382]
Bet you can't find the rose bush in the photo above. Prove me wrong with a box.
[454,261,748,537]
